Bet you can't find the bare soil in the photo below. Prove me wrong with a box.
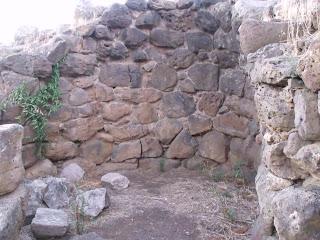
[79,167,258,240]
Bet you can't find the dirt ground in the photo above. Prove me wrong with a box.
[78,167,259,240]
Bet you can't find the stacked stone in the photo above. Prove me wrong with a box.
[238,0,320,239]
[0,0,259,178]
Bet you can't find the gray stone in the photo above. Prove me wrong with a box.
[162,91,196,118]
[214,28,240,53]
[224,95,257,119]
[219,69,246,97]
[60,53,97,77]
[183,155,218,171]
[102,102,132,121]
[166,130,197,159]
[167,48,195,69]
[150,28,184,48]
[69,87,90,106]
[111,140,141,162]
[239,19,288,54]
[25,159,58,180]
[43,177,75,209]
[188,63,219,91]
[121,28,148,49]
[94,25,114,40]
[294,89,320,140]
[44,141,79,161]
[188,115,212,135]
[133,103,158,124]
[0,185,27,240]
[199,130,227,163]
[76,188,110,217]
[97,41,129,60]
[101,173,130,190]
[154,118,183,145]
[25,180,47,222]
[80,138,113,165]
[135,11,161,29]
[132,49,149,62]
[31,208,69,238]
[284,131,311,158]
[198,92,224,117]
[255,84,294,131]
[186,32,213,53]
[148,0,176,10]
[126,0,147,11]
[210,1,232,32]
[100,4,132,29]
[47,39,69,64]
[60,163,85,183]
[106,124,148,142]
[0,124,24,196]
[141,137,163,157]
[177,0,193,9]
[149,63,177,91]
[211,49,239,69]
[195,10,219,34]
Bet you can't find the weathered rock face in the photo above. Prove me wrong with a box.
[0,0,259,191]
[0,124,25,196]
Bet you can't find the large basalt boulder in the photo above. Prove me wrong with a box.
[126,0,147,11]
[101,173,130,190]
[0,124,25,196]
[60,163,85,183]
[294,89,320,140]
[186,32,213,53]
[121,28,148,49]
[167,48,195,70]
[133,103,158,124]
[94,25,114,40]
[239,19,288,54]
[135,11,161,29]
[44,141,78,161]
[111,140,141,162]
[162,91,196,118]
[80,138,113,165]
[148,63,177,91]
[115,88,162,103]
[148,0,176,10]
[31,208,69,238]
[154,118,183,145]
[141,137,163,157]
[224,95,257,119]
[25,159,57,180]
[60,53,97,77]
[166,130,197,159]
[198,92,224,117]
[101,102,132,121]
[187,115,212,136]
[150,28,184,48]
[284,132,311,158]
[255,84,294,131]
[214,28,240,53]
[188,63,219,91]
[219,68,246,97]
[199,130,227,163]
[195,10,219,34]
[100,4,132,29]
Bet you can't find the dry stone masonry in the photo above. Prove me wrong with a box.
[0,0,259,179]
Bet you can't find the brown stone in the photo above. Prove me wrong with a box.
[88,83,114,102]
[187,115,212,136]
[25,159,57,180]
[213,112,249,138]
[60,53,97,77]
[199,130,227,163]
[198,92,224,117]
[106,124,149,142]
[22,144,38,168]
[188,63,219,91]
[133,103,158,124]
[148,63,177,91]
[69,87,90,106]
[166,130,197,159]
[114,88,162,103]
[154,118,183,145]
[162,92,196,118]
[101,102,132,122]
[80,138,113,165]
[150,28,184,48]
[44,141,78,161]
[224,95,257,119]
[62,116,104,141]
[111,140,141,162]
[141,137,163,158]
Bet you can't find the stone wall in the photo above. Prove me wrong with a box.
[238,0,320,239]
[0,0,259,178]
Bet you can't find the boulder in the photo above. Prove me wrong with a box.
[115,88,162,104]
[132,49,149,62]
[22,144,38,168]
[239,19,288,54]
[294,143,320,179]
[126,0,147,11]
[188,63,219,91]
[214,28,240,53]
[94,25,114,40]
[284,131,311,158]
[135,11,161,29]
[44,141,78,161]
[224,95,257,119]
[121,28,148,49]
[0,124,25,196]
[297,40,320,91]
[100,4,132,29]
[31,208,69,238]
[80,138,113,165]
[68,87,90,106]
[219,68,246,97]
[210,1,232,32]
[177,0,193,9]
[294,89,320,140]
[141,137,163,158]
[187,115,212,136]
[154,118,183,145]
[43,177,75,209]
[101,173,130,190]
[106,124,148,142]
[198,92,224,117]
[148,63,177,91]
[60,163,85,183]
[148,0,176,10]
[166,130,197,159]
[199,130,227,163]
[150,28,184,48]
[101,102,132,122]
[167,48,195,70]
[97,41,129,60]
[25,159,57,179]
[255,84,294,131]
[46,39,70,64]
[60,53,97,77]
[76,188,110,217]
[212,112,249,138]
[186,32,213,53]
[162,92,196,118]
[133,103,158,124]
[0,185,27,240]
[195,10,219,34]
[111,140,141,162]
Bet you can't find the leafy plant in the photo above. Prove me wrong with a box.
[0,59,63,157]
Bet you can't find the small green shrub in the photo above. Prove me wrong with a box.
[0,60,63,157]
